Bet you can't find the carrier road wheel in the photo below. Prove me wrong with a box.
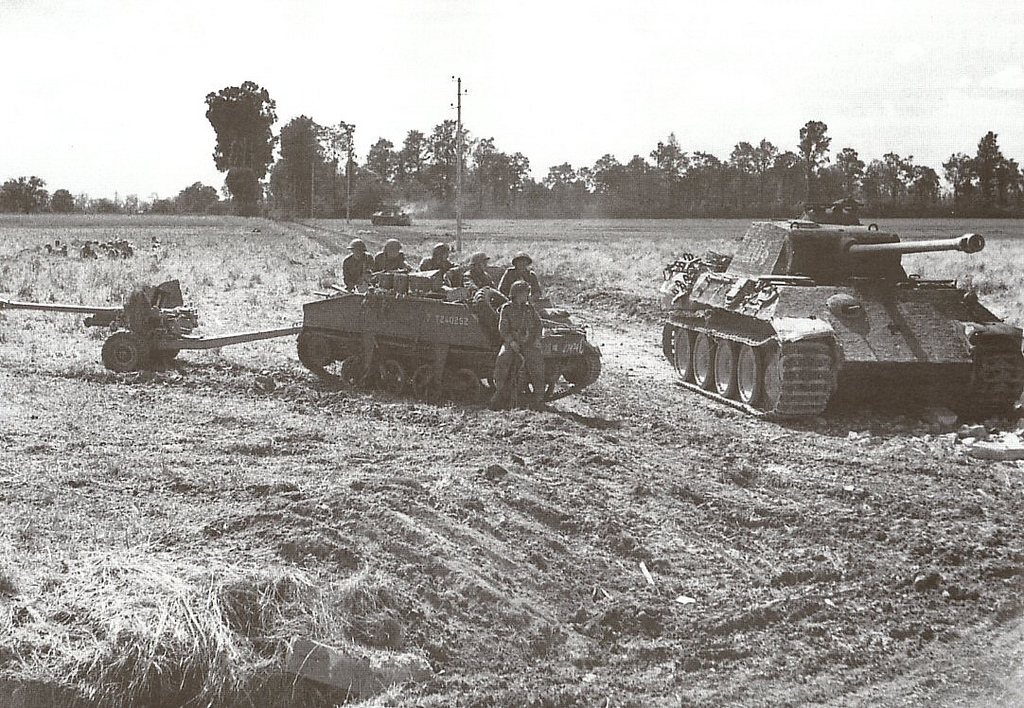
[411,364,440,402]
[102,333,146,372]
[692,333,716,390]
[736,344,763,406]
[445,368,483,402]
[297,332,333,370]
[713,340,738,398]
[673,328,694,382]
[378,359,407,394]
[562,348,602,388]
[339,355,369,388]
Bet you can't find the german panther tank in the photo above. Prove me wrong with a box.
[660,219,1024,418]
[296,272,601,403]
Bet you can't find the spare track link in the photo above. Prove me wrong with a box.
[663,324,834,418]
[970,345,1024,415]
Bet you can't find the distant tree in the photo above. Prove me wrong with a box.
[396,129,427,185]
[270,116,322,217]
[123,194,140,215]
[942,152,975,213]
[797,120,831,200]
[909,165,940,207]
[751,139,779,208]
[543,163,577,189]
[0,176,48,213]
[93,198,120,214]
[591,154,623,195]
[205,81,277,214]
[175,182,220,213]
[425,120,460,203]
[365,138,397,184]
[50,188,75,213]
[832,147,865,196]
[650,133,688,179]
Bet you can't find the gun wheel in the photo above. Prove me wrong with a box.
[102,333,147,372]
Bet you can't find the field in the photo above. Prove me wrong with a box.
[1,215,1023,707]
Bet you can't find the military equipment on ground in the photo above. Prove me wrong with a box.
[370,208,412,226]
[660,219,1024,418]
[0,280,300,372]
[297,273,602,402]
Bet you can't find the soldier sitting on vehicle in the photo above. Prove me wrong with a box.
[490,280,546,410]
[463,251,495,288]
[373,239,410,272]
[342,238,373,292]
[498,252,543,300]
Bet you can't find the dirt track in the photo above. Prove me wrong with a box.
[2,299,1023,706]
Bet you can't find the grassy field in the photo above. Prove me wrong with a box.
[1,215,1023,707]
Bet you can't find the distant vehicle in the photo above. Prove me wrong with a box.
[370,208,412,226]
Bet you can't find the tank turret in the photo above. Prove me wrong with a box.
[660,220,1024,418]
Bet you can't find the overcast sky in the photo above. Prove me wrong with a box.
[1,0,1022,200]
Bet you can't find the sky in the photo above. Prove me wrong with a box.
[1,0,1022,200]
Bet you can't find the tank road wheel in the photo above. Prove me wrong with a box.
[692,333,716,390]
[378,359,407,394]
[713,339,738,398]
[736,344,764,406]
[297,332,333,370]
[761,343,783,412]
[102,333,147,372]
[673,328,695,382]
[411,364,441,402]
[445,368,483,402]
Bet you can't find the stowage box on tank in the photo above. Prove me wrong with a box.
[660,218,1024,418]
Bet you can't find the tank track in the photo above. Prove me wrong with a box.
[969,345,1024,416]
[663,323,835,418]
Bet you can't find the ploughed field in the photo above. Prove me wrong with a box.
[0,215,1022,707]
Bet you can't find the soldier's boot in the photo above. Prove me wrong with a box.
[488,388,506,411]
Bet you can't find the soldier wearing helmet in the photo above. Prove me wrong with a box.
[373,239,409,272]
[490,279,546,410]
[497,251,543,300]
[342,238,373,292]
[419,242,456,275]
[463,251,495,289]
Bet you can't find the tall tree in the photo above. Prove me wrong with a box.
[942,152,975,213]
[175,182,220,214]
[366,138,397,184]
[797,120,831,200]
[425,120,460,203]
[751,139,779,208]
[832,147,865,196]
[205,81,277,214]
[974,131,1004,210]
[50,188,75,213]
[650,133,688,179]
[0,176,48,213]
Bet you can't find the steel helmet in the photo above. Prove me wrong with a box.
[432,242,451,257]
[469,251,490,266]
[348,238,367,252]
[511,251,533,266]
[509,280,531,299]
[383,239,402,256]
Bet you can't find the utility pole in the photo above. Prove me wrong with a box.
[346,124,354,224]
[310,163,315,219]
[453,77,466,253]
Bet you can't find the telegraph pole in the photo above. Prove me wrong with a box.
[345,124,354,224]
[453,77,465,253]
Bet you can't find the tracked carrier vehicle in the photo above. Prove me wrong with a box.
[660,219,1024,418]
[297,273,602,402]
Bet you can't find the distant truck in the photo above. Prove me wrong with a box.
[370,208,412,226]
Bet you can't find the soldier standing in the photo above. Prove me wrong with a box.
[490,280,546,410]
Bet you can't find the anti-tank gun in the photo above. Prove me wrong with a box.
[1,280,300,372]
[660,219,1024,418]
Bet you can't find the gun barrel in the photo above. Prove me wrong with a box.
[847,233,985,256]
[0,299,121,315]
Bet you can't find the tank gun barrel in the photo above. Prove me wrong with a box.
[847,233,984,256]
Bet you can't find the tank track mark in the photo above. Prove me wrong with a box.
[969,347,1024,416]
[663,323,835,419]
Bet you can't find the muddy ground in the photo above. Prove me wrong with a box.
[2,298,1023,706]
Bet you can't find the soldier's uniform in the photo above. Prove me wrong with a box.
[492,286,546,408]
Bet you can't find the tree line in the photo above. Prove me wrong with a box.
[3,81,1022,218]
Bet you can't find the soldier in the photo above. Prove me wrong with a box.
[463,251,494,288]
[497,252,543,299]
[373,239,409,272]
[342,239,373,292]
[490,280,546,410]
[419,242,456,275]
